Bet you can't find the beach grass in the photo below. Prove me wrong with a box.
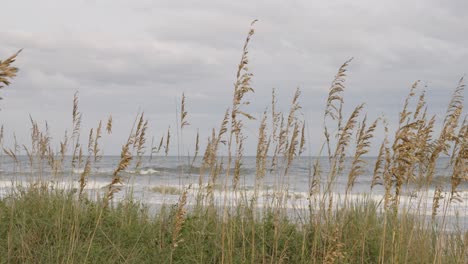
[0,22,467,263]
[0,186,465,263]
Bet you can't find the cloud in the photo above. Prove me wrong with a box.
[0,0,467,154]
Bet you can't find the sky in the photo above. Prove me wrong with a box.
[0,0,467,156]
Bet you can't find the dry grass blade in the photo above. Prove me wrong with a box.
[414,114,436,185]
[172,187,189,249]
[180,93,189,129]
[325,58,352,122]
[271,89,280,142]
[399,81,419,124]
[202,135,219,200]
[107,143,132,203]
[271,115,285,171]
[200,110,230,196]
[106,123,135,204]
[324,58,353,158]
[309,157,322,197]
[432,185,443,221]
[200,133,215,189]
[371,141,385,189]
[133,113,144,149]
[77,146,83,171]
[60,131,68,164]
[450,117,467,166]
[191,130,199,167]
[335,104,364,171]
[29,116,39,154]
[3,148,18,164]
[72,92,82,139]
[256,111,269,182]
[71,142,81,169]
[413,89,426,120]
[23,145,33,167]
[87,129,94,155]
[233,136,245,190]
[391,121,420,202]
[443,77,465,128]
[427,79,465,182]
[71,92,82,171]
[450,123,467,202]
[231,20,257,138]
[0,125,3,146]
[287,88,302,128]
[323,227,345,264]
[216,109,230,146]
[114,142,132,178]
[347,116,378,193]
[152,134,165,156]
[93,121,102,162]
[106,115,113,134]
[79,157,91,198]
[285,122,300,175]
[299,121,306,156]
[165,127,170,156]
[135,115,148,170]
[0,50,21,91]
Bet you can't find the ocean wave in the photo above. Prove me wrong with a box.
[72,167,114,174]
[140,168,160,175]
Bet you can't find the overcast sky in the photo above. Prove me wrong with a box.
[1,0,467,155]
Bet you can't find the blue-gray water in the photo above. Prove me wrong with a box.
[0,156,466,230]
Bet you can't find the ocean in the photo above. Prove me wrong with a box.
[0,155,467,230]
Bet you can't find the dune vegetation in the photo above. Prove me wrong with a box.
[0,23,467,263]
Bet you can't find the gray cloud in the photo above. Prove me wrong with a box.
[0,0,467,154]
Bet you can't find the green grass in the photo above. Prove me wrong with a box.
[0,185,465,263]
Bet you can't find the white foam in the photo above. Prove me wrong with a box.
[139,169,160,175]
